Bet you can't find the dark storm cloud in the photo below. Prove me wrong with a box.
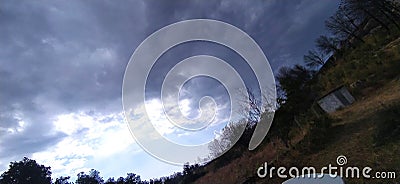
[0,0,142,164]
[140,0,339,116]
[0,1,125,113]
[0,0,339,173]
[141,0,339,69]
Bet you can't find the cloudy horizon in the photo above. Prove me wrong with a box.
[0,0,339,180]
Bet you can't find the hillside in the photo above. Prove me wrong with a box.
[193,78,400,184]
[191,17,400,184]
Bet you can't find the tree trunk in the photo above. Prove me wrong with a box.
[377,1,400,30]
[362,7,391,33]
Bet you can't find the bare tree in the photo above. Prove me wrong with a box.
[303,50,325,69]
[315,35,340,55]
[343,0,400,32]
[236,87,276,126]
[208,87,276,158]
[208,120,247,158]
[325,8,365,43]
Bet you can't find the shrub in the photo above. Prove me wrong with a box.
[297,115,333,153]
[374,104,400,146]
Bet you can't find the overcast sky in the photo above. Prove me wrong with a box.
[0,0,339,181]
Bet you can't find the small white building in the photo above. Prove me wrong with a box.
[317,86,355,113]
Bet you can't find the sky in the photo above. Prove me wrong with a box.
[0,0,339,181]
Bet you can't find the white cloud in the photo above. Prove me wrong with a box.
[179,98,191,117]
[126,96,231,149]
[31,112,136,179]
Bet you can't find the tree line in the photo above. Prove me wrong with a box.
[0,157,204,184]
[304,0,400,69]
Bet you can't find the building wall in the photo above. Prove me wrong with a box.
[317,87,355,113]
[338,87,355,104]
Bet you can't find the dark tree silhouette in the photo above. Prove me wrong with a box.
[124,173,141,184]
[104,177,125,184]
[303,50,325,68]
[55,176,72,184]
[0,157,52,184]
[104,173,142,184]
[76,169,104,184]
[273,65,317,145]
[315,35,340,55]
[105,177,125,184]
[236,88,263,126]
[325,5,365,43]
[116,177,125,184]
[277,65,314,98]
[105,177,116,184]
[343,0,400,31]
